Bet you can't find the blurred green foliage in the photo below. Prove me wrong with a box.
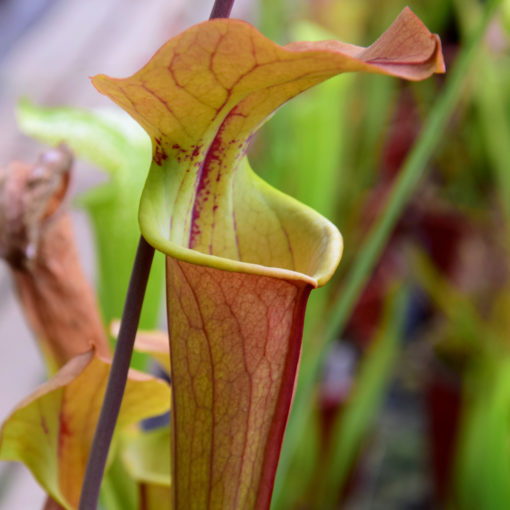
[17,100,165,363]
[252,0,510,508]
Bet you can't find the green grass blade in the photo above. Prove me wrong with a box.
[455,358,510,510]
[272,1,504,505]
[475,57,510,220]
[322,0,502,347]
[315,286,407,509]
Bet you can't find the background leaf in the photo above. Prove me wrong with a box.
[17,100,165,367]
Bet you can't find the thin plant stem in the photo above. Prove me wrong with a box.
[79,0,236,507]
[272,0,503,506]
[79,237,154,510]
[209,0,235,19]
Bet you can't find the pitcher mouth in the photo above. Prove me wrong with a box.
[140,201,343,288]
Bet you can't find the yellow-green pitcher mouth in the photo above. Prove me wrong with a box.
[139,155,343,287]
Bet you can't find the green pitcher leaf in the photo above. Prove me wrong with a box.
[122,427,171,487]
[93,8,443,508]
[0,351,170,509]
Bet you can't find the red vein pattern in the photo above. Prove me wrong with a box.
[166,257,311,509]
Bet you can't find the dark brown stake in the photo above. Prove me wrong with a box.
[78,0,236,508]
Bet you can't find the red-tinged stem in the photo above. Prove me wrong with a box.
[209,0,235,18]
[78,237,154,510]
